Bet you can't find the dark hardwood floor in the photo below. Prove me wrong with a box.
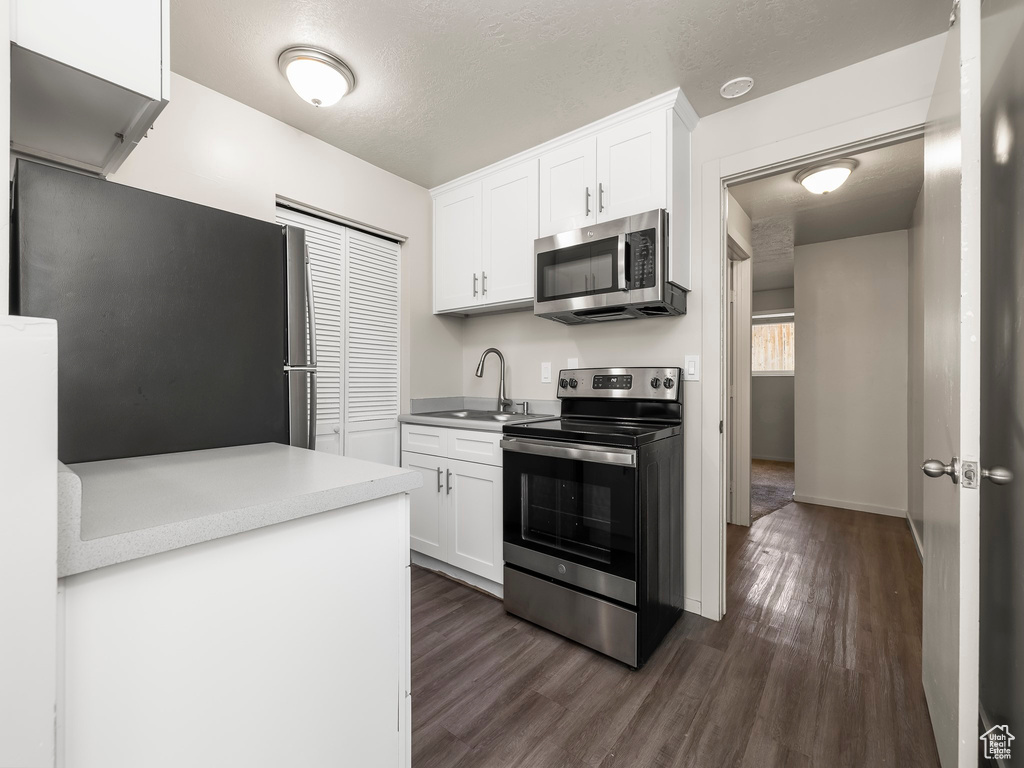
[411,501,939,767]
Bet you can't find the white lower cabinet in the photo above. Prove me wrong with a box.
[446,459,503,583]
[402,451,447,561]
[401,425,504,584]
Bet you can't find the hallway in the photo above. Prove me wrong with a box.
[411,501,939,767]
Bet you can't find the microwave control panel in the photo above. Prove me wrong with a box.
[628,228,658,289]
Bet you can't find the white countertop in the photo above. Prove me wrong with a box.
[57,443,421,577]
[398,412,556,432]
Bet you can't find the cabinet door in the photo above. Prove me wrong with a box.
[446,459,503,583]
[596,112,667,222]
[433,181,482,312]
[481,159,538,305]
[401,452,447,561]
[12,0,165,100]
[539,136,597,237]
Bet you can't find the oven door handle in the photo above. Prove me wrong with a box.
[500,438,636,467]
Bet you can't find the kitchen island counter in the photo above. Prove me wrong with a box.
[58,442,421,577]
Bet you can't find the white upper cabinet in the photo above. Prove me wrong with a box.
[431,88,696,311]
[10,0,169,175]
[538,136,597,237]
[481,159,538,306]
[433,181,482,312]
[596,112,667,223]
[12,0,166,100]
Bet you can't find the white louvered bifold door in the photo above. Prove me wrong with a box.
[275,208,345,455]
[345,229,400,466]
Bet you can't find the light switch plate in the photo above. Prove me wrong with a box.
[684,355,700,381]
[541,362,552,383]
[567,357,579,369]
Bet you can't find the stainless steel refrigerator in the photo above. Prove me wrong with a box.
[10,159,317,463]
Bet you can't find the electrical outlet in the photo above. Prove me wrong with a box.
[567,357,579,369]
[541,362,552,383]
[684,355,700,381]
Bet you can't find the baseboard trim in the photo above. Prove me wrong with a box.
[751,454,795,463]
[792,494,907,518]
[906,515,924,562]
[411,551,503,599]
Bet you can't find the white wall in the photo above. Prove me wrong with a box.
[110,74,463,412]
[752,377,794,462]
[907,193,926,549]
[752,288,794,312]
[751,289,795,462]
[793,230,910,517]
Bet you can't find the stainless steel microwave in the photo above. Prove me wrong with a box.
[533,209,686,324]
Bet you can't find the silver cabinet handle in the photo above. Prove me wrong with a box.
[585,186,591,217]
[982,466,1013,485]
[436,466,443,493]
[304,247,318,450]
[446,469,453,495]
[482,270,487,296]
[598,182,605,212]
[473,272,478,297]
[923,457,959,484]
[584,274,588,292]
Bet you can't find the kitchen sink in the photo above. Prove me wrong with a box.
[417,409,548,423]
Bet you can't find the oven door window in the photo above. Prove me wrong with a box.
[504,449,636,581]
[536,235,623,302]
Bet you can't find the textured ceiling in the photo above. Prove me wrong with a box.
[730,137,924,291]
[169,0,946,188]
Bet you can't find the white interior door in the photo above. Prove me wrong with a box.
[538,136,597,237]
[919,3,982,766]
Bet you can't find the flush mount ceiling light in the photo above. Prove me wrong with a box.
[278,46,355,107]
[720,76,754,99]
[795,159,859,195]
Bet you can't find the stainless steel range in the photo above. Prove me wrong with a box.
[500,367,684,669]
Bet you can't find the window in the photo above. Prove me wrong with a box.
[752,312,795,375]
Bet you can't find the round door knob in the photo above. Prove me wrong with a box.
[982,466,1014,485]
[922,458,959,484]
[650,378,661,389]
[559,378,569,389]
[568,378,579,389]
[663,378,675,389]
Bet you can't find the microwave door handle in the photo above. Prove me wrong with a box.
[618,233,628,291]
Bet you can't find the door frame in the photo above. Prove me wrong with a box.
[712,123,926,618]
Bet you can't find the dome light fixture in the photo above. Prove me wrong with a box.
[720,76,754,99]
[278,46,355,108]
[795,159,859,195]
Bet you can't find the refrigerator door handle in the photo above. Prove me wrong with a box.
[304,247,318,450]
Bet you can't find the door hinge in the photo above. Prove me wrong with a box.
[949,0,959,27]
[719,420,724,434]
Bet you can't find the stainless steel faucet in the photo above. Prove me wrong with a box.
[475,347,514,413]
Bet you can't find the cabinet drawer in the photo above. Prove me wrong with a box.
[401,424,447,457]
[447,429,502,466]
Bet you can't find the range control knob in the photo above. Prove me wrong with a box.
[663,378,675,389]
[650,377,661,389]
[559,378,569,389]
[568,378,579,389]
